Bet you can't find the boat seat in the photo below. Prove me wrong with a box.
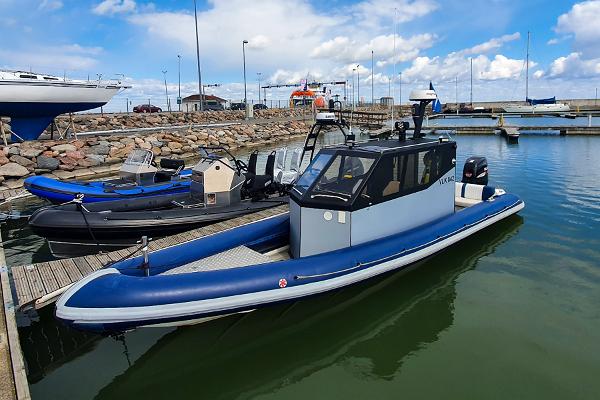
[250,151,276,195]
[273,148,287,184]
[278,148,302,186]
[244,150,259,189]
[455,182,497,207]
[382,180,400,196]
[155,158,184,182]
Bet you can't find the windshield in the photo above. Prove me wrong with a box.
[294,153,332,194]
[125,149,153,165]
[308,154,375,202]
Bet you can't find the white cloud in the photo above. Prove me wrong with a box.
[462,32,520,55]
[351,0,438,28]
[93,0,136,16]
[39,0,63,11]
[54,44,104,56]
[533,70,544,79]
[548,52,600,78]
[555,0,600,57]
[0,49,98,71]
[129,0,338,72]
[547,38,559,45]
[311,33,435,65]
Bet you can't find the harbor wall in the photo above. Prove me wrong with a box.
[0,117,310,193]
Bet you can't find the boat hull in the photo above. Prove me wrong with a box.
[56,193,524,333]
[503,104,570,113]
[30,196,289,257]
[0,81,121,140]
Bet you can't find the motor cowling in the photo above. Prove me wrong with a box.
[462,156,488,185]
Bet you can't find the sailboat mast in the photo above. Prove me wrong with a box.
[525,31,530,101]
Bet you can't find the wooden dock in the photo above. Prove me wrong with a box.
[1,232,31,400]
[10,204,290,311]
[428,125,600,135]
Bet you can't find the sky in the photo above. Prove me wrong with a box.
[1,0,600,111]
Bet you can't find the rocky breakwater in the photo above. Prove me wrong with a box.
[45,108,307,134]
[0,120,309,193]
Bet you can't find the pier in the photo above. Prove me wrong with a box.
[428,125,600,135]
[10,204,289,311]
[1,232,31,400]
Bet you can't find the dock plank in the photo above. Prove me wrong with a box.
[35,262,60,294]
[11,204,290,310]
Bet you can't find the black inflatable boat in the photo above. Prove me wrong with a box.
[29,147,291,258]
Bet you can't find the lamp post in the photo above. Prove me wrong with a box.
[193,0,203,111]
[257,72,262,105]
[398,71,402,114]
[356,64,360,106]
[352,68,356,110]
[177,54,181,111]
[162,70,169,111]
[242,40,248,107]
[371,50,374,106]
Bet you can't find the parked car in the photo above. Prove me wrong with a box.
[229,102,246,110]
[202,101,224,111]
[133,104,162,113]
[253,103,268,110]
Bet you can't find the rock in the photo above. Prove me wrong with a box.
[168,141,183,150]
[52,170,75,180]
[0,155,9,165]
[51,143,77,153]
[9,154,35,167]
[19,147,44,158]
[161,147,172,156]
[65,150,85,160]
[36,156,60,171]
[86,154,105,165]
[87,144,110,155]
[109,144,134,158]
[7,147,20,156]
[58,164,75,171]
[4,178,25,189]
[72,140,86,149]
[151,147,161,156]
[0,162,29,177]
[139,141,152,150]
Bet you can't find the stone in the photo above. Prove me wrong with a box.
[7,146,20,156]
[65,150,85,160]
[161,147,172,156]
[86,154,105,164]
[109,144,134,158]
[168,141,183,150]
[72,140,86,148]
[139,141,151,150]
[0,155,9,165]
[151,147,161,156]
[19,147,44,158]
[4,178,25,189]
[36,156,60,171]
[52,170,75,180]
[87,144,110,155]
[58,164,75,171]
[51,143,77,152]
[0,162,29,177]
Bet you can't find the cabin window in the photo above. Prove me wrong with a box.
[43,76,59,81]
[358,145,454,207]
[307,154,375,203]
[19,74,38,79]
[294,153,332,194]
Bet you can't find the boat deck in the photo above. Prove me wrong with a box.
[10,205,290,310]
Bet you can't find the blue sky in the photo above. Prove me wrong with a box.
[1,0,600,110]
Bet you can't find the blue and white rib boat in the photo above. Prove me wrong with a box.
[55,89,524,333]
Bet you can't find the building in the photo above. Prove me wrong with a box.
[181,94,227,112]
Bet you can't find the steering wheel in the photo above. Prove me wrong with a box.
[234,159,248,174]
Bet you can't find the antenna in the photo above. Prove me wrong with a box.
[526,31,530,101]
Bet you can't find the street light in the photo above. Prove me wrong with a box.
[193,0,203,111]
[356,64,360,106]
[257,72,262,105]
[177,54,181,111]
[398,71,402,115]
[162,70,169,111]
[242,40,248,107]
[352,68,356,110]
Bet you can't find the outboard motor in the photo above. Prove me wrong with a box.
[462,156,488,185]
[119,149,158,185]
[190,156,244,206]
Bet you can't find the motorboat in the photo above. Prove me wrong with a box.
[503,99,570,114]
[29,146,293,257]
[24,149,192,204]
[0,70,129,141]
[55,89,525,333]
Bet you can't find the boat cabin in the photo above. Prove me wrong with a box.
[190,152,244,207]
[290,89,457,258]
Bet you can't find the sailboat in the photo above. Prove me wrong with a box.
[503,32,569,113]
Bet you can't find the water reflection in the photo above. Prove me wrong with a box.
[84,216,522,400]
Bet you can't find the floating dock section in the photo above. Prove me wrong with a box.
[10,205,290,311]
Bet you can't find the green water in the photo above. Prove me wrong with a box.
[9,132,600,399]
